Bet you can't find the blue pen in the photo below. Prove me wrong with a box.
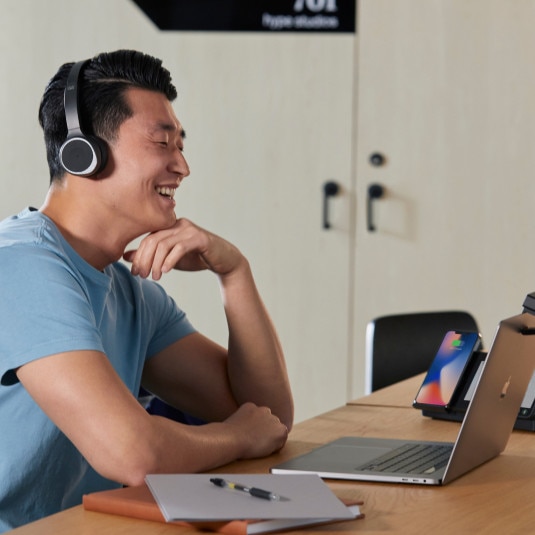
[210,477,281,501]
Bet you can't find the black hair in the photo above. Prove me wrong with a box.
[38,49,178,182]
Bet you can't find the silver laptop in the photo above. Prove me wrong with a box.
[271,313,535,485]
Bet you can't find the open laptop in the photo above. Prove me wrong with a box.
[271,313,535,485]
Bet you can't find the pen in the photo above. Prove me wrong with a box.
[210,477,281,501]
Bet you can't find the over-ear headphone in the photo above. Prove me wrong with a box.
[59,60,108,177]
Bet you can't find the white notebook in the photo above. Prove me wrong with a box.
[145,473,355,522]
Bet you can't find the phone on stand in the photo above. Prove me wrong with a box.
[412,330,481,412]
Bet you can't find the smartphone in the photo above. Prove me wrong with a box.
[412,330,481,411]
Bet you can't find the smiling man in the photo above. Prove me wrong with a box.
[0,50,293,532]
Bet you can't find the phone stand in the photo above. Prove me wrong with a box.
[420,350,535,431]
[419,291,535,432]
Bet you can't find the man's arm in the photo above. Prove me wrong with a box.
[16,218,292,486]
[16,350,288,487]
[219,257,294,428]
[125,218,294,430]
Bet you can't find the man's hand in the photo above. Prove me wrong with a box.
[123,218,244,280]
[125,217,295,432]
[223,402,289,459]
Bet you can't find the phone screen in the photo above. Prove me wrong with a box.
[414,330,481,408]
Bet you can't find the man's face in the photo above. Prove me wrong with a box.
[102,87,190,237]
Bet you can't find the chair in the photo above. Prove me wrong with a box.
[364,310,481,394]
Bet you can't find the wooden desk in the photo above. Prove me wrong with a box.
[347,374,424,409]
[9,384,535,534]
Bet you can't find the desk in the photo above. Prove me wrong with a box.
[9,379,535,534]
[347,373,424,409]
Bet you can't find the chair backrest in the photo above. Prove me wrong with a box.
[364,310,481,394]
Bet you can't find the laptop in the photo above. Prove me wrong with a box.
[271,313,535,485]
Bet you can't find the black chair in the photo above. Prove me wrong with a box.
[364,310,481,394]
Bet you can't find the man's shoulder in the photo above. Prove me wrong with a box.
[0,208,57,249]
[0,209,46,247]
[0,209,81,282]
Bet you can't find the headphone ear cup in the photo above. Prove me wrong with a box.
[89,135,108,173]
[60,135,107,177]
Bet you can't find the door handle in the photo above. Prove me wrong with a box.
[322,181,340,230]
[367,183,385,232]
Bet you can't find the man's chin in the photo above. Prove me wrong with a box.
[150,215,178,233]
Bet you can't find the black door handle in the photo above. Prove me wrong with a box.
[367,183,385,232]
[322,181,340,230]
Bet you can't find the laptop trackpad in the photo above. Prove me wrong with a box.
[299,443,392,471]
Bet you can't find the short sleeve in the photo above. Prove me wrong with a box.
[0,245,105,385]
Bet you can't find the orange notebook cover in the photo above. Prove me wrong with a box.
[83,483,363,534]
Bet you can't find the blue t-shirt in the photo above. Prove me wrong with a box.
[0,208,196,532]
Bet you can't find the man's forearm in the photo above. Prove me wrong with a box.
[218,261,294,430]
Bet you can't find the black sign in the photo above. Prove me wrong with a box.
[131,0,356,33]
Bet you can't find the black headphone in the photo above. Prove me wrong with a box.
[59,60,108,177]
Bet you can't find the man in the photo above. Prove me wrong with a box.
[0,50,293,532]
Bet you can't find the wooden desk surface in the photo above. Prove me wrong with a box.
[347,374,425,409]
[9,383,535,534]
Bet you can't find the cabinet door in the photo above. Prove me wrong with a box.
[353,0,535,395]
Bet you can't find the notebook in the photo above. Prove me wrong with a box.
[272,313,535,485]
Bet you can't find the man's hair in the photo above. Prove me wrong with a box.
[38,49,178,182]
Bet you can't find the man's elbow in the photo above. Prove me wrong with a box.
[89,435,162,487]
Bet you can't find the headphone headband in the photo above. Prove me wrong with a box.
[59,59,107,177]
[63,60,87,137]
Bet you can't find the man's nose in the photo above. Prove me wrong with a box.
[172,149,190,178]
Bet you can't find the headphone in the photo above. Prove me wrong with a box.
[59,60,108,177]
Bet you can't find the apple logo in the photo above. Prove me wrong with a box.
[500,376,511,399]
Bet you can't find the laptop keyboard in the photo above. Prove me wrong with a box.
[359,443,453,474]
